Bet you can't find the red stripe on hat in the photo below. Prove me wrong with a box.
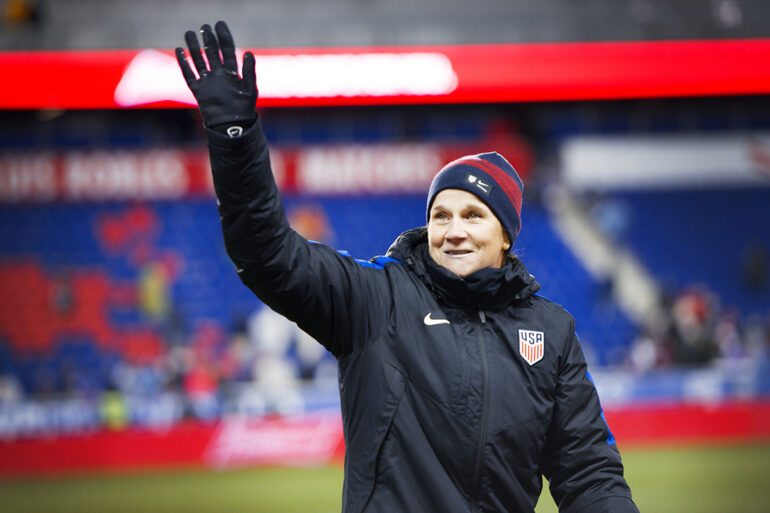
[448,157,523,228]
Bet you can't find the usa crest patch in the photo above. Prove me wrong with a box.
[518,329,544,365]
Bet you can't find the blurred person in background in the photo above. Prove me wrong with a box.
[176,21,638,513]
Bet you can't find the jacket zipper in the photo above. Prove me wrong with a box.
[470,308,490,512]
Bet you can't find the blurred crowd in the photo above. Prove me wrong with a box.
[2,281,767,416]
[0,302,338,429]
[627,286,770,372]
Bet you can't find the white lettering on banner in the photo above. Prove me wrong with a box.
[0,403,46,437]
[298,145,443,193]
[115,50,457,107]
[124,393,184,428]
[0,155,56,201]
[0,399,101,438]
[258,53,457,98]
[204,412,343,469]
[63,150,189,199]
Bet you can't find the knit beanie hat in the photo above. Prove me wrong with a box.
[426,152,523,246]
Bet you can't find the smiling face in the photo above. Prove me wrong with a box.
[427,189,510,277]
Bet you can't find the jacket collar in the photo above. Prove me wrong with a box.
[386,227,540,311]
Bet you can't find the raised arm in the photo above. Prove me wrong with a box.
[176,22,394,357]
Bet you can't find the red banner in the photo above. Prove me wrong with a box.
[1,39,770,109]
[0,150,212,202]
[204,412,345,469]
[0,137,532,202]
[0,401,768,477]
[605,400,770,447]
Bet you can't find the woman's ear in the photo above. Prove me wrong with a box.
[502,230,511,251]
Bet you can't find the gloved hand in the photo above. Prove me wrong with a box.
[176,21,257,134]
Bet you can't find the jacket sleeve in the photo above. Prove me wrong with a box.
[205,119,393,357]
[541,319,639,513]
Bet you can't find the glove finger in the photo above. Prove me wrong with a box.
[215,21,238,73]
[184,30,208,77]
[201,23,222,70]
[243,51,257,96]
[175,47,198,87]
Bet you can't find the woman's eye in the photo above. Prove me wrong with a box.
[468,211,481,218]
[434,212,448,220]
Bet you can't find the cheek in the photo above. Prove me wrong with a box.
[481,225,504,252]
[427,225,443,246]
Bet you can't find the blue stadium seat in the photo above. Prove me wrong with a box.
[607,188,770,318]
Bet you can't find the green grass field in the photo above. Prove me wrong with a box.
[2,443,769,513]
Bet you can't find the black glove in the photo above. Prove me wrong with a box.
[176,21,257,134]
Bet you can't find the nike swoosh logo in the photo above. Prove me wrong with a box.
[424,313,451,326]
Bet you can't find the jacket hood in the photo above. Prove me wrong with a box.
[385,227,540,310]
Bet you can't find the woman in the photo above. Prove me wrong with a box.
[177,22,638,513]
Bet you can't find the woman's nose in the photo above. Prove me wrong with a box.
[444,219,467,240]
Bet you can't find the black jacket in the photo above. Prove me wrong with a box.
[207,119,638,513]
